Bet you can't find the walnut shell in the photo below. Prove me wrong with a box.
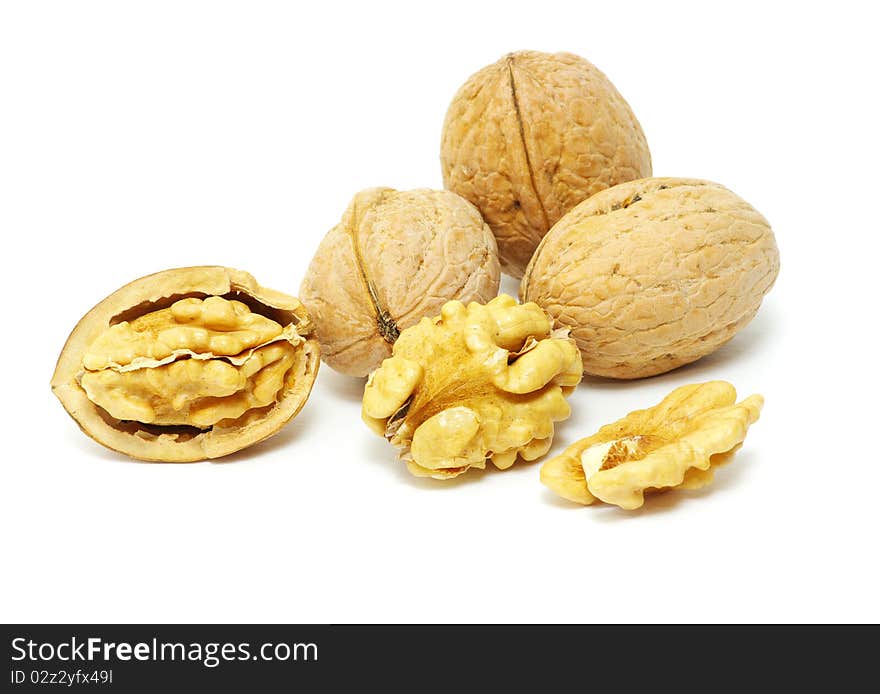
[52,266,320,461]
[299,187,500,377]
[521,178,780,379]
[441,50,652,278]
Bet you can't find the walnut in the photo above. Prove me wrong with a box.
[299,187,500,377]
[441,50,652,278]
[540,381,763,509]
[52,266,319,461]
[521,178,780,379]
[362,295,582,479]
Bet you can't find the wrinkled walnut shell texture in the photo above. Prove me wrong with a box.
[300,188,500,377]
[522,178,780,379]
[52,266,320,462]
[441,50,652,277]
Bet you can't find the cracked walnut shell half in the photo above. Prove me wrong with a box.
[521,178,780,379]
[52,266,320,462]
[540,381,763,509]
[441,50,651,278]
[300,187,500,377]
[362,295,583,479]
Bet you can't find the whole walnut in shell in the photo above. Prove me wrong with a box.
[441,50,652,278]
[52,266,320,462]
[300,187,500,376]
[521,178,780,379]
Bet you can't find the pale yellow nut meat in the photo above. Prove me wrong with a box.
[362,295,582,479]
[362,356,424,434]
[82,296,283,371]
[521,178,780,379]
[52,267,320,462]
[300,187,501,376]
[540,381,763,510]
[81,342,297,428]
[441,50,651,278]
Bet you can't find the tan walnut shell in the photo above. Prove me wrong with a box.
[299,187,500,377]
[362,295,583,479]
[52,266,320,462]
[441,50,652,278]
[521,178,780,379]
[540,381,763,510]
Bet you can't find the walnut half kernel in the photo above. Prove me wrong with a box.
[52,267,320,462]
[540,381,763,509]
[362,295,583,479]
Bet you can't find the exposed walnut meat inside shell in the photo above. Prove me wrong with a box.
[362,295,582,479]
[52,267,320,462]
[299,187,500,377]
[441,50,652,278]
[540,381,763,509]
[521,178,780,379]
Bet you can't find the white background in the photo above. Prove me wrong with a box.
[1,0,878,623]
